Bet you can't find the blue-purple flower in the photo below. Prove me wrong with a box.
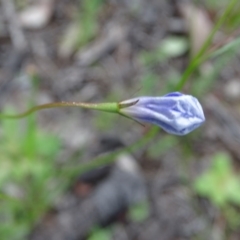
[119,92,205,135]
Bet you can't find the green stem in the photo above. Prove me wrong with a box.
[60,126,159,188]
[175,0,238,91]
[0,102,119,119]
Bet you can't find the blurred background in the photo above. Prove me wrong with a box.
[1,0,240,239]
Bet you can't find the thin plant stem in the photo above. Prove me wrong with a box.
[60,126,159,187]
[175,0,238,91]
[0,102,119,119]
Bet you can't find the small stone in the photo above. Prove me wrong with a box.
[224,79,240,101]
[19,0,54,29]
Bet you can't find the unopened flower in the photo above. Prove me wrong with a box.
[118,92,205,135]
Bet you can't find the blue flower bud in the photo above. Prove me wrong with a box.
[119,92,205,135]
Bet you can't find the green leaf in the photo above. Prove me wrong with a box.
[193,152,240,207]
[88,228,112,240]
[128,202,149,222]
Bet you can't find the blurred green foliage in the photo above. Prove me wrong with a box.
[88,228,112,240]
[59,0,105,56]
[137,37,189,98]
[74,0,104,50]
[194,153,240,206]
[78,0,104,46]
[147,135,177,159]
[194,153,240,228]
[0,111,61,240]
[139,37,189,67]
[202,0,232,10]
[128,201,149,222]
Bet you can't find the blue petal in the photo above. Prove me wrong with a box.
[163,92,183,97]
[119,93,205,135]
[136,115,181,135]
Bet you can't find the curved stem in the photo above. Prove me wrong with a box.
[0,102,120,119]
